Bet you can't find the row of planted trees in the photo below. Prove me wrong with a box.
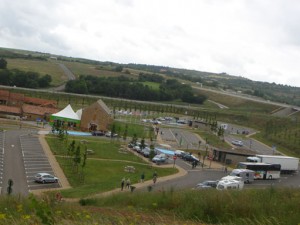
[264,117,300,154]
[53,125,88,184]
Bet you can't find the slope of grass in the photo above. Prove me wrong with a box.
[82,187,300,225]
[62,61,135,79]
[195,88,279,114]
[6,58,66,86]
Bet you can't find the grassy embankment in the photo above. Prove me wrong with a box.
[1,187,299,224]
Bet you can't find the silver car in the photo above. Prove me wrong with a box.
[34,173,59,184]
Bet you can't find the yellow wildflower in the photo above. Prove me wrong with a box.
[22,215,31,220]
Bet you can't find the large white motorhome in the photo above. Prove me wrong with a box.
[230,169,254,183]
[247,155,299,174]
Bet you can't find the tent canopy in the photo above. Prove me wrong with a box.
[76,109,82,120]
[51,104,80,122]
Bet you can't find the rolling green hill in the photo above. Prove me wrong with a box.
[1,47,300,106]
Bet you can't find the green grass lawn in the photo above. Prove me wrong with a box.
[62,61,136,78]
[141,81,160,90]
[46,135,145,163]
[46,135,178,198]
[59,159,176,198]
[111,120,153,139]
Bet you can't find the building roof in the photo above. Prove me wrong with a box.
[0,105,21,114]
[76,109,82,119]
[24,97,57,107]
[0,90,9,100]
[96,99,111,115]
[51,104,80,120]
[214,147,256,156]
[22,104,58,116]
[9,92,24,101]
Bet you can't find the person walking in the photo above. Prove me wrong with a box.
[126,178,131,189]
[153,171,157,184]
[121,177,125,191]
[140,172,145,183]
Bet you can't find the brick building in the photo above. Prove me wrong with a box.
[80,99,113,132]
[0,89,58,120]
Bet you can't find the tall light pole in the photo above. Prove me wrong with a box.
[202,138,209,168]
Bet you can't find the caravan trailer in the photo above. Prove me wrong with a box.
[216,175,244,190]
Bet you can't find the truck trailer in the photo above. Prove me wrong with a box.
[247,155,299,174]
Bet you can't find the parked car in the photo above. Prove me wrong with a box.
[177,119,187,124]
[180,152,191,159]
[141,148,151,157]
[195,180,218,189]
[152,154,167,163]
[182,153,199,163]
[231,140,243,147]
[133,145,141,152]
[174,150,185,157]
[34,173,59,184]
[153,120,162,125]
[105,131,118,138]
[127,142,135,148]
[92,131,105,136]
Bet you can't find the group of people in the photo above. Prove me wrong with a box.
[121,171,158,191]
[121,177,131,191]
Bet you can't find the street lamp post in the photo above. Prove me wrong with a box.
[202,139,209,168]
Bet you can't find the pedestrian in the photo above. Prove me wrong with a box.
[153,176,157,184]
[153,171,157,184]
[194,160,198,168]
[126,178,131,189]
[121,177,125,191]
[153,171,157,178]
[56,192,62,202]
[224,166,228,174]
[140,172,145,183]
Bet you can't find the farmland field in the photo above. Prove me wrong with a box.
[6,58,67,86]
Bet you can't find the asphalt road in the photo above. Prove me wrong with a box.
[137,158,300,193]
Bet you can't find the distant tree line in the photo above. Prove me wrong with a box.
[138,72,164,83]
[65,75,207,104]
[0,59,52,88]
[0,51,47,61]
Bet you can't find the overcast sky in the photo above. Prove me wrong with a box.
[1,0,300,87]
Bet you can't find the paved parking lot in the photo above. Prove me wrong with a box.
[160,127,201,150]
[20,134,60,191]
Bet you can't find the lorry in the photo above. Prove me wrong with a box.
[247,155,299,174]
[230,169,254,183]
